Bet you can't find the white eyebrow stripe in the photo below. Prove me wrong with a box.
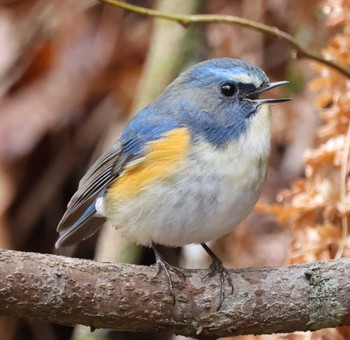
[232,74,261,87]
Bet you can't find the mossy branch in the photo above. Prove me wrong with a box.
[1,249,350,338]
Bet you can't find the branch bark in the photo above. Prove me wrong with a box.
[99,0,350,79]
[0,249,350,338]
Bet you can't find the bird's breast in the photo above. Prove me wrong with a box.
[98,114,270,247]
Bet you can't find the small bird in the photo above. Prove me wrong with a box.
[56,58,290,309]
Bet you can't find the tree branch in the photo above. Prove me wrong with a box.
[0,249,350,338]
[100,0,350,79]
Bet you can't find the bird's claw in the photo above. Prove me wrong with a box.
[152,244,187,304]
[206,258,234,310]
[202,254,234,310]
[154,258,187,304]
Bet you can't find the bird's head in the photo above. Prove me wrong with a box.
[162,58,290,148]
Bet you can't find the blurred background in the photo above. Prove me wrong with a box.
[0,0,349,339]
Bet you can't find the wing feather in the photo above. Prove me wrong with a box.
[56,105,182,246]
[58,143,127,231]
[68,143,122,210]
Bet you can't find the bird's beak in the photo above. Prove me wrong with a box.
[245,80,291,104]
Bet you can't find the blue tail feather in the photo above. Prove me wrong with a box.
[55,201,104,248]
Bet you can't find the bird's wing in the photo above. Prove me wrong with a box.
[67,143,143,217]
[56,142,138,243]
[56,106,184,247]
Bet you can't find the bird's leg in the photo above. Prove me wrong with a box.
[152,244,187,304]
[201,243,234,310]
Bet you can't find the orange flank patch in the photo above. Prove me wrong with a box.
[107,128,190,200]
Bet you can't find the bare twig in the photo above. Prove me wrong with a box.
[99,0,350,79]
[1,249,350,338]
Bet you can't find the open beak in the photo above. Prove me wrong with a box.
[246,80,291,104]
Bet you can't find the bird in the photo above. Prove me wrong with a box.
[56,58,290,309]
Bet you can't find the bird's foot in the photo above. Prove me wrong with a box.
[203,256,234,310]
[201,243,234,310]
[154,258,187,303]
[152,244,187,304]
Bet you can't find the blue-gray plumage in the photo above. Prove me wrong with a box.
[120,58,274,154]
[56,58,290,309]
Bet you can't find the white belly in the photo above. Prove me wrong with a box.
[97,107,271,247]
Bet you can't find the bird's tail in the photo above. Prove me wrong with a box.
[55,201,105,248]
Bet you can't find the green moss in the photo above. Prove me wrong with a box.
[305,267,343,329]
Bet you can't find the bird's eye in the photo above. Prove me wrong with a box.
[220,82,237,97]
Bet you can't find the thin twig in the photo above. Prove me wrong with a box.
[100,0,350,79]
[335,124,350,258]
